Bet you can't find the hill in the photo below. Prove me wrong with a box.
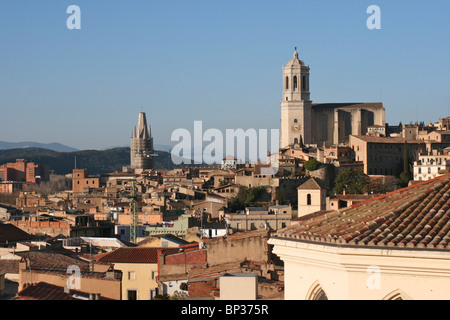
[0,147,176,175]
[0,141,78,152]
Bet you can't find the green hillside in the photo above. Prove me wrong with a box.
[0,147,175,175]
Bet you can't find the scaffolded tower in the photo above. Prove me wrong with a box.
[130,112,154,170]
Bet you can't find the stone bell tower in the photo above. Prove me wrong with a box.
[280,48,312,148]
[130,112,154,170]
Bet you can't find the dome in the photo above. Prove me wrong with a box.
[286,48,305,67]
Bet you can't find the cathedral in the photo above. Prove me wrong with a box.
[280,48,385,148]
[130,112,154,170]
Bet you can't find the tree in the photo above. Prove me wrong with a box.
[332,169,370,195]
[244,186,267,207]
[303,158,321,172]
[229,186,267,211]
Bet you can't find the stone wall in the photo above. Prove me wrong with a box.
[206,230,271,266]
[8,221,70,237]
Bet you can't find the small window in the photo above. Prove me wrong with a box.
[128,271,136,280]
[307,194,312,205]
[286,76,289,90]
[127,290,137,300]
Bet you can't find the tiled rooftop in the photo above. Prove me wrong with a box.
[16,282,81,300]
[0,224,33,243]
[95,247,180,263]
[297,178,324,190]
[15,282,113,300]
[0,259,19,274]
[276,174,450,250]
[16,251,120,280]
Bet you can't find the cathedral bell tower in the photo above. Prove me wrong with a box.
[130,112,154,170]
[280,48,312,148]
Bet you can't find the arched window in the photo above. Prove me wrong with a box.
[306,282,329,300]
[294,138,298,144]
[293,76,298,91]
[307,194,312,205]
[313,289,328,300]
[302,76,306,90]
[286,76,289,90]
[383,289,411,300]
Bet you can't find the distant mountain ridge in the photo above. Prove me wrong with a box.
[0,141,78,152]
[0,147,176,175]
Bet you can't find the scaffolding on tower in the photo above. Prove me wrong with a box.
[129,180,139,243]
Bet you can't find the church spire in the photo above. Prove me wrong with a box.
[130,111,153,170]
[137,112,149,139]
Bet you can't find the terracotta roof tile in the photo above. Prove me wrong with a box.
[0,224,33,243]
[276,174,450,250]
[95,247,180,263]
[16,251,120,280]
[297,178,325,190]
[16,282,114,300]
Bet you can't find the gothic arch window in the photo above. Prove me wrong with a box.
[307,194,312,205]
[286,76,289,90]
[306,281,328,300]
[293,76,298,91]
[383,289,411,300]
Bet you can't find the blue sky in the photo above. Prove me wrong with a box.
[0,0,449,150]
